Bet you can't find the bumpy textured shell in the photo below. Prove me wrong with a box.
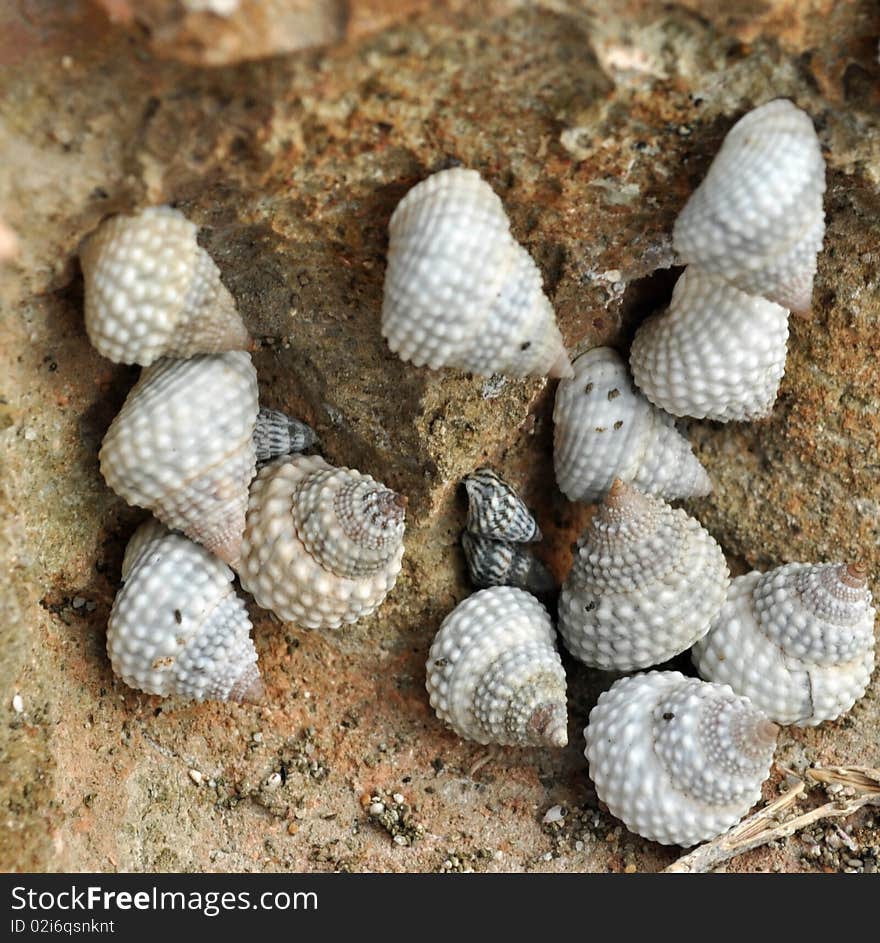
[382,168,572,379]
[463,468,540,542]
[630,266,790,422]
[100,351,258,568]
[426,587,568,747]
[239,455,406,629]
[673,99,826,313]
[461,532,555,595]
[559,480,729,670]
[553,347,712,503]
[253,407,318,464]
[108,521,263,702]
[585,671,778,846]
[693,563,876,726]
[81,206,250,365]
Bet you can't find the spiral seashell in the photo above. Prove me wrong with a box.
[584,671,778,846]
[253,407,318,464]
[382,168,572,379]
[553,347,712,503]
[239,455,406,629]
[693,563,876,726]
[81,206,251,365]
[107,520,263,703]
[461,532,555,595]
[629,266,790,422]
[100,351,258,568]
[426,587,568,747]
[673,99,826,313]
[463,468,540,542]
[558,480,729,671]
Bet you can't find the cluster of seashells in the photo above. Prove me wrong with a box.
[77,96,876,855]
[413,101,877,849]
[81,205,407,702]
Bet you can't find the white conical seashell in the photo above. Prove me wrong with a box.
[426,587,568,747]
[382,168,572,379]
[559,480,729,670]
[100,351,259,568]
[673,99,826,313]
[81,206,251,365]
[693,563,876,726]
[552,347,712,503]
[239,455,406,629]
[463,467,540,542]
[584,671,778,846]
[253,407,318,464]
[630,266,790,422]
[107,521,264,703]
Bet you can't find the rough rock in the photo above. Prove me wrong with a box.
[1,0,879,873]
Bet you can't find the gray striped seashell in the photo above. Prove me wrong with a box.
[673,99,826,313]
[100,351,259,568]
[553,347,712,503]
[382,168,572,379]
[81,206,251,365]
[558,480,729,671]
[585,671,778,846]
[108,520,263,703]
[253,407,318,464]
[463,467,540,542]
[630,266,790,422]
[693,563,876,726]
[426,587,568,747]
[461,532,555,595]
[239,455,406,629]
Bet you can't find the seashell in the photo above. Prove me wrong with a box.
[107,520,263,703]
[100,351,258,568]
[552,347,712,504]
[253,407,318,464]
[584,671,778,846]
[463,467,540,542]
[426,586,568,747]
[461,532,555,595]
[239,455,406,629]
[673,99,826,313]
[629,266,790,422]
[693,563,876,726]
[81,205,251,365]
[382,168,572,379]
[558,480,729,671]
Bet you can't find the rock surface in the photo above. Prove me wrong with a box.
[1,0,879,873]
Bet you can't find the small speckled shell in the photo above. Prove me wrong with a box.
[553,347,711,503]
[630,266,790,422]
[239,455,406,629]
[463,468,540,542]
[382,168,572,379]
[461,532,555,595]
[559,480,729,671]
[584,671,778,846]
[99,351,258,568]
[81,206,251,365]
[108,521,263,702]
[253,407,318,464]
[693,563,876,726]
[673,99,826,312]
[426,587,568,747]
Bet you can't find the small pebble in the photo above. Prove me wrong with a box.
[392,793,405,804]
[12,694,23,713]
[72,596,86,609]
[252,732,263,744]
[188,769,203,785]
[369,802,385,816]
[265,772,282,789]
[393,834,409,847]
[542,805,565,825]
